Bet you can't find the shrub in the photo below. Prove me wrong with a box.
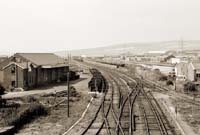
[154,69,161,74]
[154,68,160,72]
[0,83,5,95]
[159,75,168,81]
[7,103,48,130]
[166,80,173,85]
[0,84,6,107]
[184,82,196,92]
[23,96,38,103]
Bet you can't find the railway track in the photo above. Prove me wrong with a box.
[65,61,176,135]
[116,77,138,135]
[140,89,168,135]
[80,77,111,135]
[80,70,126,135]
[94,66,139,135]
[79,67,138,135]
[119,68,200,106]
[102,67,172,135]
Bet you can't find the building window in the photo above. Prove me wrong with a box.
[11,66,15,74]
[196,74,200,78]
[16,58,21,63]
[11,81,15,87]
[29,74,32,84]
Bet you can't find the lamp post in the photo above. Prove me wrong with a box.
[67,71,70,117]
[174,77,176,91]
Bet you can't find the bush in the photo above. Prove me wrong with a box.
[154,68,160,72]
[22,96,38,103]
[0,84,6,107]
[154,69,161,74]
[184,82,196,92]
[7,103,48,130]
[166,80,173,86]
[0,83,5,95]
[159,75,168,81]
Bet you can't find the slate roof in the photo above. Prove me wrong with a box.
[15,53,67,67]
[3,62,28,70]
[192,62,200,70]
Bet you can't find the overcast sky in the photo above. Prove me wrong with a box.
[0,0,200,54]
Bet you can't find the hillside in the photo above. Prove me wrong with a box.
[55,40,200,57]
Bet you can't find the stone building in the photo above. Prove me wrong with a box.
[0,53,69,91]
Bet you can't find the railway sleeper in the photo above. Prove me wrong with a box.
[135,121,169,125]
[104,98,111,101]
[139,116,167,120]
[136,128,161,131]
[136,128,172,131]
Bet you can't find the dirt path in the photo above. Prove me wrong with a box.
[153,92,198,135]
[2,78,86,99]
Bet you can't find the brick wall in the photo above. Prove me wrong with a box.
[3,64,25,91]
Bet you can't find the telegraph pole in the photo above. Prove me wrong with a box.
[67,53,70,117]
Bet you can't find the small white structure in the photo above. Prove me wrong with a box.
[171,56,190,64]
[175,62,188,81]
[148,51,166,55]
[187,62,200,82]
[171,58,181,64]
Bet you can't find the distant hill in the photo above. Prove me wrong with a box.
[55,40,200,57]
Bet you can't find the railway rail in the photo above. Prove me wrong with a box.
[141,89,168,135]
[64,61,176,135]
[80,67,139,135]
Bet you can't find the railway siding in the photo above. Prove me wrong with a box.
[64,61,180,135]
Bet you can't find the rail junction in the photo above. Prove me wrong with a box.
[64,61,178,135]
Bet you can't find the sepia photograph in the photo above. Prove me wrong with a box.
[0,0,200,135]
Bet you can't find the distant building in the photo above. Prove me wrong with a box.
[130,53,176,64]
[161,55,175,63]
[181,50,200,59]
[187,62,200,82]
[102,56,125,65]
[73,56,84,62]
[0,56,8,64]
[147,51,166,55]
[171,58,181,64]
[139,63,175,76]
[0,53,69,91]
[175,62,188,81]
[170,56,190,64]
